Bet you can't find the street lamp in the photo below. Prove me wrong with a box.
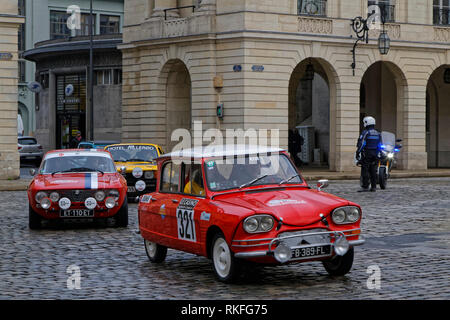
[350,4,390,76]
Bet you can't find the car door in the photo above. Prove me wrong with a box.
[171,161,205,254]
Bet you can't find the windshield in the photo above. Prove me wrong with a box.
[40,155,116,174]
[381,131,396,152]
[18,138,37,145]
[106,145,158,162]
[205,153,303,191]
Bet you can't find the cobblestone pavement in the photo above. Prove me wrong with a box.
[0,178,449,300]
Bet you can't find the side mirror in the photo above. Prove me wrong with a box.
[317,179,329,191]
[29,168,36,176]
[120,166,126,174]
[396,139,403,143]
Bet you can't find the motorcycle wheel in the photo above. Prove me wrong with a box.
[379,167,387,190]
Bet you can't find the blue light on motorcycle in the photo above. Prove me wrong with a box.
[380,144,386,150]
[394,148,400,152]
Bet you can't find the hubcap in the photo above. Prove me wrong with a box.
[145,240,157,258]
[213,238,231,278]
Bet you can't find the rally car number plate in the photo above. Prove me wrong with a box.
[291,244,331,259]
[60,209,94,218]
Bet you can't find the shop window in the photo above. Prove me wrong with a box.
[95,69,122,85]
[50,11,96,39]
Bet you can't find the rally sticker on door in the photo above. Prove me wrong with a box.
[176,198,199,242]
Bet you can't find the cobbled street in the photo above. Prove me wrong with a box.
[0,178,449,300]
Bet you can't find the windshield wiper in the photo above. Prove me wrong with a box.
[128,158,152,163]
[239,174,268,189]
[279,174,301,185]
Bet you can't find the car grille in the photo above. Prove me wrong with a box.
[59,190,97,202]
[278,229,331,247]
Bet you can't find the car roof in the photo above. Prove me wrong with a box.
[44,149,112,159]
[160,144,285,160]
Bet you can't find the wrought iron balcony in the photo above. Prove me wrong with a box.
[433,6,450,25]
[298,0,327,17]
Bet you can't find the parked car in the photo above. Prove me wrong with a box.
[105,143,164,199]
[78,141,120,150]
[138,145,364,282]
[27,149,128,229]
[18,136,44,166]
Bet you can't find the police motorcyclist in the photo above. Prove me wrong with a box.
[356,116,382,192]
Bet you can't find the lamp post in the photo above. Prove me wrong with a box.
[350,4,390,76]
[89,0,94,141]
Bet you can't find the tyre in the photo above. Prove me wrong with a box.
[322,247,354,276]
[28,205,42,230]
[114,197,128,227]
[144,239,167,263]
[211,233,241,283]
[379,167,387,190]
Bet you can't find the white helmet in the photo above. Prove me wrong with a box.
[363,116,376,127]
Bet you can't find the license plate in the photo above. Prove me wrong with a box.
[128,186,136,192]
[60,209,94,218]
[291,244,331,259]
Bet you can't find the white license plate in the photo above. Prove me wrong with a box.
[291,245,331,259]
[60,209,94,218]
[128,186,136,192]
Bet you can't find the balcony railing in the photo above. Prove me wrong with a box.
[368,1,396,23]
[433,6,450,25]
[298,0,327,17]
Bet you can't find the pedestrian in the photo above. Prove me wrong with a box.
[356,116,382,192]
[70,131,83,148]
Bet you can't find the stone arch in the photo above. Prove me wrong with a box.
[426,65,450,168]
[360,60,408,139]
[157,58,192,152]
[288,56,341,170]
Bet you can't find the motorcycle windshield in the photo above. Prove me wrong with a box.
[381,131,396,152]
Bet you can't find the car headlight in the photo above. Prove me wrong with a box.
[331,206,361,225]
[132,167,143,178]
[41,197,51,210]
[105,197,115,209]
[49,192,60,202]
[95,190,105,202]
[58,197,71,210]
[35,191,48,204]
[243,215,275,233]
[84,197,97,210]
[144,171,154,179]
[387,153,394,159]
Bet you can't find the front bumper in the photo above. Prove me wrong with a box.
[232,229,365,261]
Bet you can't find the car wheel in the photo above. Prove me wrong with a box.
[114,197,128,227]
[379,167,387,190]
[322,247,354,276]
[29,205,42,230]
[211,233,241,283]
[144,239,167,263]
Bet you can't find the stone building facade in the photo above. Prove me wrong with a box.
[120,0,450,172]
[0,1,24,179]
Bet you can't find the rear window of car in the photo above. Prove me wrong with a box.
[18,138,37,145]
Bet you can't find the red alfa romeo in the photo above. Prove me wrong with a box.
[138,145,365,282]
[27,149,128,229]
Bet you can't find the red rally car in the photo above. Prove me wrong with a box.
[27,149,128,229]
[138,145,365,282]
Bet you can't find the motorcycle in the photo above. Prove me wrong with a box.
[358,131,402,190]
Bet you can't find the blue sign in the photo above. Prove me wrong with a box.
[233,65,242,72]
[252,65,264,72]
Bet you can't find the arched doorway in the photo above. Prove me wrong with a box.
[163,59,192,152]
[426,65,450,168]
[288,58,336,170]
[360,61,405,136]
